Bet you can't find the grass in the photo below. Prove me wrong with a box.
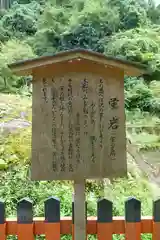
[126,109,160,127]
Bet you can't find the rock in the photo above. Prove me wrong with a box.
[0,118,31,133]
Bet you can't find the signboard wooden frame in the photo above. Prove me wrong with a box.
[9,50,147,181]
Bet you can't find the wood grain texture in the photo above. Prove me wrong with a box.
[17,224,34,240]
[0,223,6,240]
[31,70,127,180]
[45,223,60,240]
[9,49,147,77]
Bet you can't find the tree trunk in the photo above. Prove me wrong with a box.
[3,78,7,89]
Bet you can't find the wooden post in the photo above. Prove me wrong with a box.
[97,199,113,240]
[17,198,34,240]
[125,197,141,240]
[74,179,86,240]
[44,197,60,240]
[0,200,6,240]
[153,199,160,240]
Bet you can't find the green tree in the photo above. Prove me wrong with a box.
[0,0,159,114]
[107,0,149,29]
[33,0,120,54]
[103,27,160,77]
[0,39,36,91]
[147,0,160,24]
[0,1,42,39]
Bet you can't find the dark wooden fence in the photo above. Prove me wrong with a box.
[0,197,160,239]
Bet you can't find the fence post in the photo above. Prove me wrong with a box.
[17,198,34,240]
[0,200,5,240]
[97,198,113,240]
[125,197,141,240]
[72,201,74,240]
[153,199,160,240]
[44,197,60,240]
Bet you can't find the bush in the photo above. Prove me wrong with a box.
[125,77,160,114]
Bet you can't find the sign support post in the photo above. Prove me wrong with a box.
[74,179,86,240]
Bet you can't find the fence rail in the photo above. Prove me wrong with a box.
[0,197,160,239]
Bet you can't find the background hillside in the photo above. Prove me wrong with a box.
[0,1,160,239]
[0,0,160,115]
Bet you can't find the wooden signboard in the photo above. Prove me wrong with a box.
[9,49,147,240]
[32,71,126,180]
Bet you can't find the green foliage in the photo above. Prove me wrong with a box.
[59,1,120,52]
[107,0,149,29]
[33,3,70,55]
[0,1,42,39]
[0,0,160,94]
[147,0,160,24]
[0,159,7,170]
[0,129,31,167]
[103,27,160,64]
[33,0,121,54]
[125,77,160,114]
[0,39,36,91]
[0,163,153,217]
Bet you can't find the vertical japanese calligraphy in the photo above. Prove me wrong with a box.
[90,136,96,163]
[75,112,80,165]
[108,97,119,161]
[108,116,119,130]
[68,79,73,172]
[98,79,104,148]
[90,101,96,163]
[109,97,119,109]
[109,136,116,160]
[82,79,88,136]
[90,101,96,126]
[42,78,48,103]
[32,70,126,180]
[59,84,65,172]
[51,79,57,172]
